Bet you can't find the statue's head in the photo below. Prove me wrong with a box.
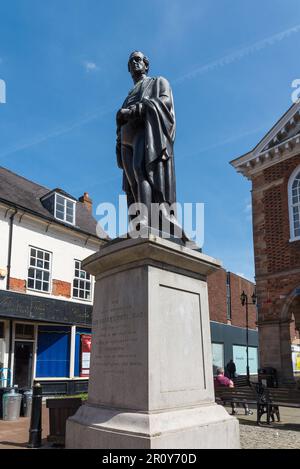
[128,51,149,76]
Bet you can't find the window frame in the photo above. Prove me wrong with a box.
[27,246,52,294]
[226,272,232,321]
[54,193,76,226]
[72,259,92,302]
[288,165,300,242]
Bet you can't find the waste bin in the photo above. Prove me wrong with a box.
[0,387,12,419]
[19,387,31,416]
[23,390,33,417]
[2,387,22,421]
[258,367,278,387]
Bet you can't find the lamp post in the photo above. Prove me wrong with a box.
[240,290,257,385]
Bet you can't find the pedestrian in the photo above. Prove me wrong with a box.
[226,359,236,380]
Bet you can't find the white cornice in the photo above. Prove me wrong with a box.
[0,201,102,247]
[231,101,300,179]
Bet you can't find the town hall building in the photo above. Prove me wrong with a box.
[231,100,300,384]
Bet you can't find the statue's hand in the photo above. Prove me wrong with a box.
[161,150,169,161]
[117,108,132,124]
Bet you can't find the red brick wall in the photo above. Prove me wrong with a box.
[9,277,72,298]
[263,157,300,274]
[207,268,227,324]
[207,269,256,329]
[252,154,300,324]
[9,277,26,293]
[52,279,71,298]
[229,273,257,329]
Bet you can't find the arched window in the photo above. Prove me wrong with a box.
[289,165,300,241]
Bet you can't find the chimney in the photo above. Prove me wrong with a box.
[79,192,93,212]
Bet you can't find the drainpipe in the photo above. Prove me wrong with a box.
[8,320,13,386]
[6,207,17,291]
[6,207,17,385]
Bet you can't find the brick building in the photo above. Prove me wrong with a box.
[231,101,300,383]
[207,268,258,376]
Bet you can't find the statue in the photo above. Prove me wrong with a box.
[116,51,185,239]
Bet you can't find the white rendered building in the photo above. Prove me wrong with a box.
[0,166,106,394]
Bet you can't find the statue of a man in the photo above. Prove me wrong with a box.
[116,51,177,230]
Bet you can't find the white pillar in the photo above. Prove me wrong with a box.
[69,325,76,379]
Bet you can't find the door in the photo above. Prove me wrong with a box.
[13,341,33,388]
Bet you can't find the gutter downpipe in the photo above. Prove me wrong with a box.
[6,207,17,385]
[6,207,17,290]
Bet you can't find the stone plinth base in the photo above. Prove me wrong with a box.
[66,236,240,449]
[66,403,239,449]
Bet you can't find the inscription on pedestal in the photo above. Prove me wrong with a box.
[92,305,144,376]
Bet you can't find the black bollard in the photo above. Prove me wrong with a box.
[27,383,42,448]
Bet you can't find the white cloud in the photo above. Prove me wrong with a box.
[244,199,252,222]
[83,61,99,72]
[244,201,252,213]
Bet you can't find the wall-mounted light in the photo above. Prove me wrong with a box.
[0,268,7,279]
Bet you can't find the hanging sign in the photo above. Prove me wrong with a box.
[80,334,92,377]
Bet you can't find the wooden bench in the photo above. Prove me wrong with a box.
[216,382,300,425]
[233,375,250,387]
[215,385,256,415]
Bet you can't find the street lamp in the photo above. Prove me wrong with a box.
[240,290,257,385]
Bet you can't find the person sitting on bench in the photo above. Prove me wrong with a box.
[214,367,253,415]
[214,367,234,387]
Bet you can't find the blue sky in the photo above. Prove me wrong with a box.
[1,0,300,281]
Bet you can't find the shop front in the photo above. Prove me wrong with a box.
[0,290,92,394]
[211,321,259,376]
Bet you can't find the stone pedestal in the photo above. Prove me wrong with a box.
[66,235,239,449]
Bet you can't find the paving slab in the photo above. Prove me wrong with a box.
[0,404,49,449]
[225,405,300,449]
[0,402,299,449]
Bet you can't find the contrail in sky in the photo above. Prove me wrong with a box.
[176,125,265,162]
[2,24,299,157]
[174,23,300,84]
[0,105,113,159]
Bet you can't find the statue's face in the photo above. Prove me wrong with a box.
[128,52,147,76]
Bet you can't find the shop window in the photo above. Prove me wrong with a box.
[212,343,224,375]
[232,345,258,375]
[36,326,70,378]
[15,323,35,340]
[74,328,92,377]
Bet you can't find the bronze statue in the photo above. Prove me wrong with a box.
[116,51,181,234]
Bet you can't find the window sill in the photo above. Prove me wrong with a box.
[27,287,51,295]
[34,377,89,381]
[72,297,92,303]
[54,216,76,226]
[289,237,300,243]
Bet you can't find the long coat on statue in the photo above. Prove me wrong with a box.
[116,76,177,206]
